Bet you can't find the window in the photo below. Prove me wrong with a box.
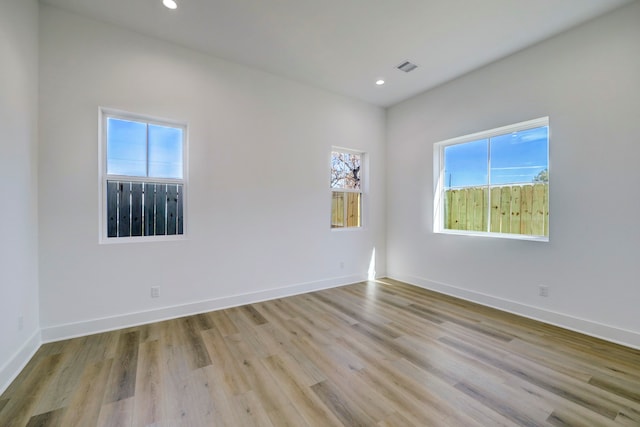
[434,117,549,241]
[331,148,362,228]
[99,109,187,242]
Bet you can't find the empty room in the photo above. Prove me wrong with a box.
[1,0,639,425]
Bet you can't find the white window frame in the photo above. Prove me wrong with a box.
[98,107,188,244]
[433,117,549,242]
[330,147,364,230]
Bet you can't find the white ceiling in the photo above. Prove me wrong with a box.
[41,0,634,107]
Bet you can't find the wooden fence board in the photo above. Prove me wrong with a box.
[449,190,460,229]
[521,185,533,236]
[177,185,184,234]
[131,183,143,237]
[490,187,502,233]
[155,184,167,235]
[107,181,118,238]
[532,184,546,236]
[544,184,550,237]
[464,189,473,230]
[167,185,178,235]
[509,185,522,234]
[445,189,453,230]
[118,182,131,237]
[463,190,471,230]
[500,186,511,234]
[346,192,360,227]
[466,188,475,230]
[331,192,344,227]
[471,187,485,231]
[458,190,467,230]
[144,183,155,236]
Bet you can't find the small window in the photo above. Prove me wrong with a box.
[331,148,362,228]
[434,117,549,241]
[99,109,187,242]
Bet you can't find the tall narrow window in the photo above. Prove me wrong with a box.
[100,109,187,242]
[434,117,549,240]
[331,149,362,228]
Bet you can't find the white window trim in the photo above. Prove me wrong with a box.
[98,107,189,244]
[330,147,365,230]
[433,117,549,242]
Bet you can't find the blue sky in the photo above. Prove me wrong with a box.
[444,126,548,188]
[107,118,183,179]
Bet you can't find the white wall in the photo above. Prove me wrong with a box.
[386,2,640,348]
[38,5,386,339]
[0,0,41,391]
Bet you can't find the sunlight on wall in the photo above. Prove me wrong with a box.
[368,247,376,280]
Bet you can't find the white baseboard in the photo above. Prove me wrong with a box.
[41,274,365,343]
[387,273,640,350]
[0,330,41,395]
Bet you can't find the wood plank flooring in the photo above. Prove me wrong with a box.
[2,278,639,426]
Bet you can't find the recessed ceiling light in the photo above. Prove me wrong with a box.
[163,0,178,10]
[376,79,385,86]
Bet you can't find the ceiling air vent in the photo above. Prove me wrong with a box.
[397,61,418,73]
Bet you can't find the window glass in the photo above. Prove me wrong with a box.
[444,139,488,189]
[490,127,548,185]
[331,151,361,190]
[106,118,147,176]
[149,124,183,179]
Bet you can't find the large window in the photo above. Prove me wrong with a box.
[99,109,187,242]
[434,117,549,241]
[331,148,362,228]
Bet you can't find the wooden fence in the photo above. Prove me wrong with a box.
[445,183,548,236]
[107,181,184,238]
[331,192,361,228]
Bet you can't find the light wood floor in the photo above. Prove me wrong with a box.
[1,279,639,427]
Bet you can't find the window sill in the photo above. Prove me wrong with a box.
[434,229,548,242]
[99,234,187,245]
[331,226,364,232]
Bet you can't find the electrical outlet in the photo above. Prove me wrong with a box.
[151,286,160,298]
[18,315,24,331]
[539,285,549,297]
